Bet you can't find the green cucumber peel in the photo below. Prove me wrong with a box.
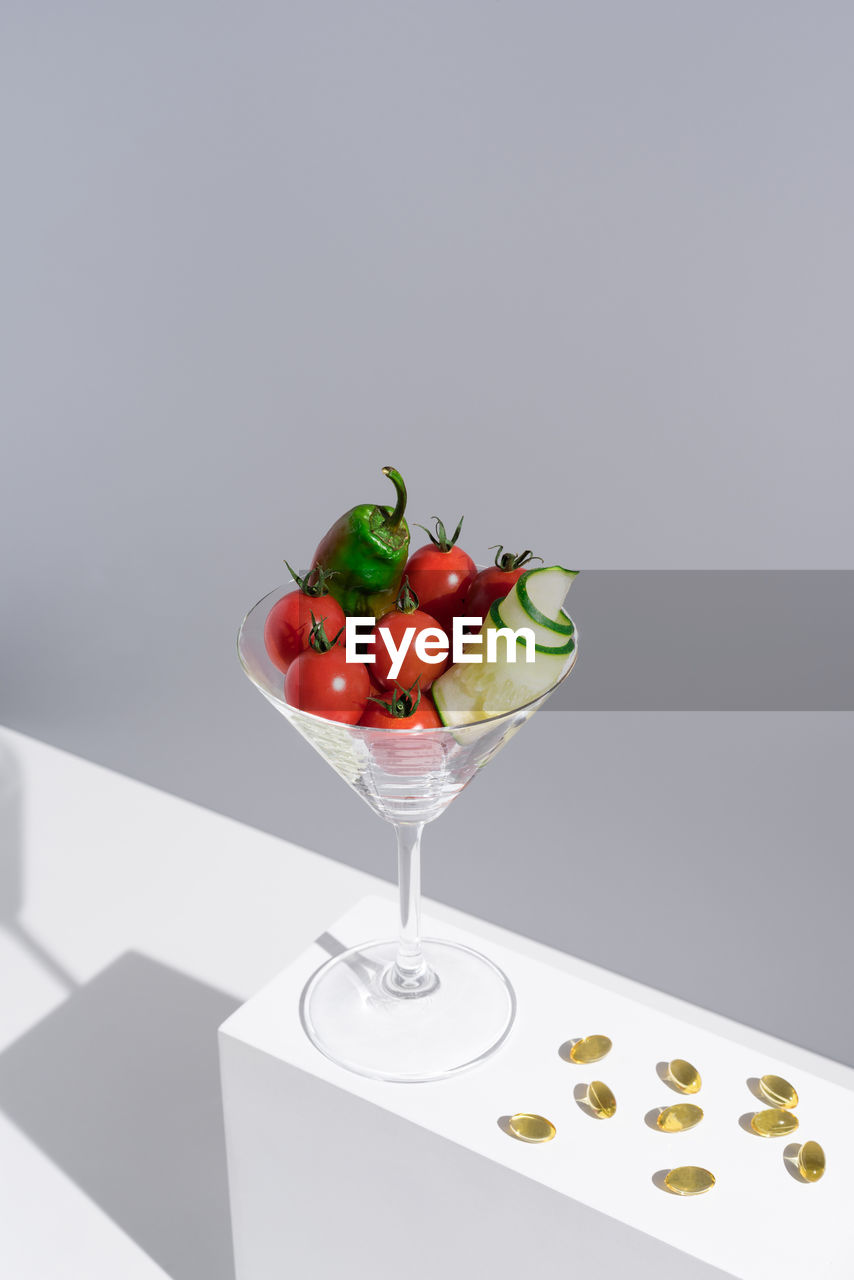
[515,568,577,637]
[488,600,576,656]
[432,683,450,726]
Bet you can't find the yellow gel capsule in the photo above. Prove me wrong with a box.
[797,1140,826,1183]
[586,1080,617,1118]
[508,1113,556,1143]
[568,1035,612,1064]
[657,1104,704,1133]
[667,1059,702,1094]
[750,1108,799,1138]
[758,1074,798,1109]
[664,1166,715,1196]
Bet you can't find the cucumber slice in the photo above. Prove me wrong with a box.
[485,600,572,654]
[487,565,576,646]
[493,585,573,647]
[432,563,579,726]
[432,602,575,726]
[516,566,577,635]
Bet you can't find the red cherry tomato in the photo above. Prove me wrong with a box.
[360,694,442,730]
[284,622,369,724]
[372,579,450,692]
[464,546,541,625]
[365,663,385,697]
[264,563,345,673]
[360,687,444,774]
[404,516,477,632]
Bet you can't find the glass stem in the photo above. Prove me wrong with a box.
[387,821,438,996]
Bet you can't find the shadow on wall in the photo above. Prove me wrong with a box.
[0,737,239,1280]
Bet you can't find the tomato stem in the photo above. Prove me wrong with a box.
[284,559,335,597]
[415,514,464,552]
[488,544,543,571]
[367,676,422,718]
[307,611,344,652]
[395,575,420,613]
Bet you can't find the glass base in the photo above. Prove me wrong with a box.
[301,939,516,1083]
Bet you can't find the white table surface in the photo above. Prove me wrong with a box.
[224,896,854,1279]
[2,724,852,1279]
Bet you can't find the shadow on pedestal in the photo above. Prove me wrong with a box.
[0,950,239,1280]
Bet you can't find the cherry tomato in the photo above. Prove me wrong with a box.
[264,562,345,673]
[360,685,444,774]
[464,546,541,624]
[404,515,477,632]
[372,579,450,692]
[284,617,369,723]
[365,664,386,698]
[360,693,442,730]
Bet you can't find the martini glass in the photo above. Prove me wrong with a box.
[238,584,578,1083]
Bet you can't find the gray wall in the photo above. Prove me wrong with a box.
[2,4,853,1059]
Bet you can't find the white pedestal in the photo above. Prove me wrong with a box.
[220,897,853,1280]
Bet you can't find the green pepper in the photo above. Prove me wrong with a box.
[311,467,410,618]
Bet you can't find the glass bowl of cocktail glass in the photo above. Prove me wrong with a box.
[238,584,578,1083]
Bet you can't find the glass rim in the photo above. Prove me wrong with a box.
[237,582,579,735]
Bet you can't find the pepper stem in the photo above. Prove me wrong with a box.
[380,467,407,531]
